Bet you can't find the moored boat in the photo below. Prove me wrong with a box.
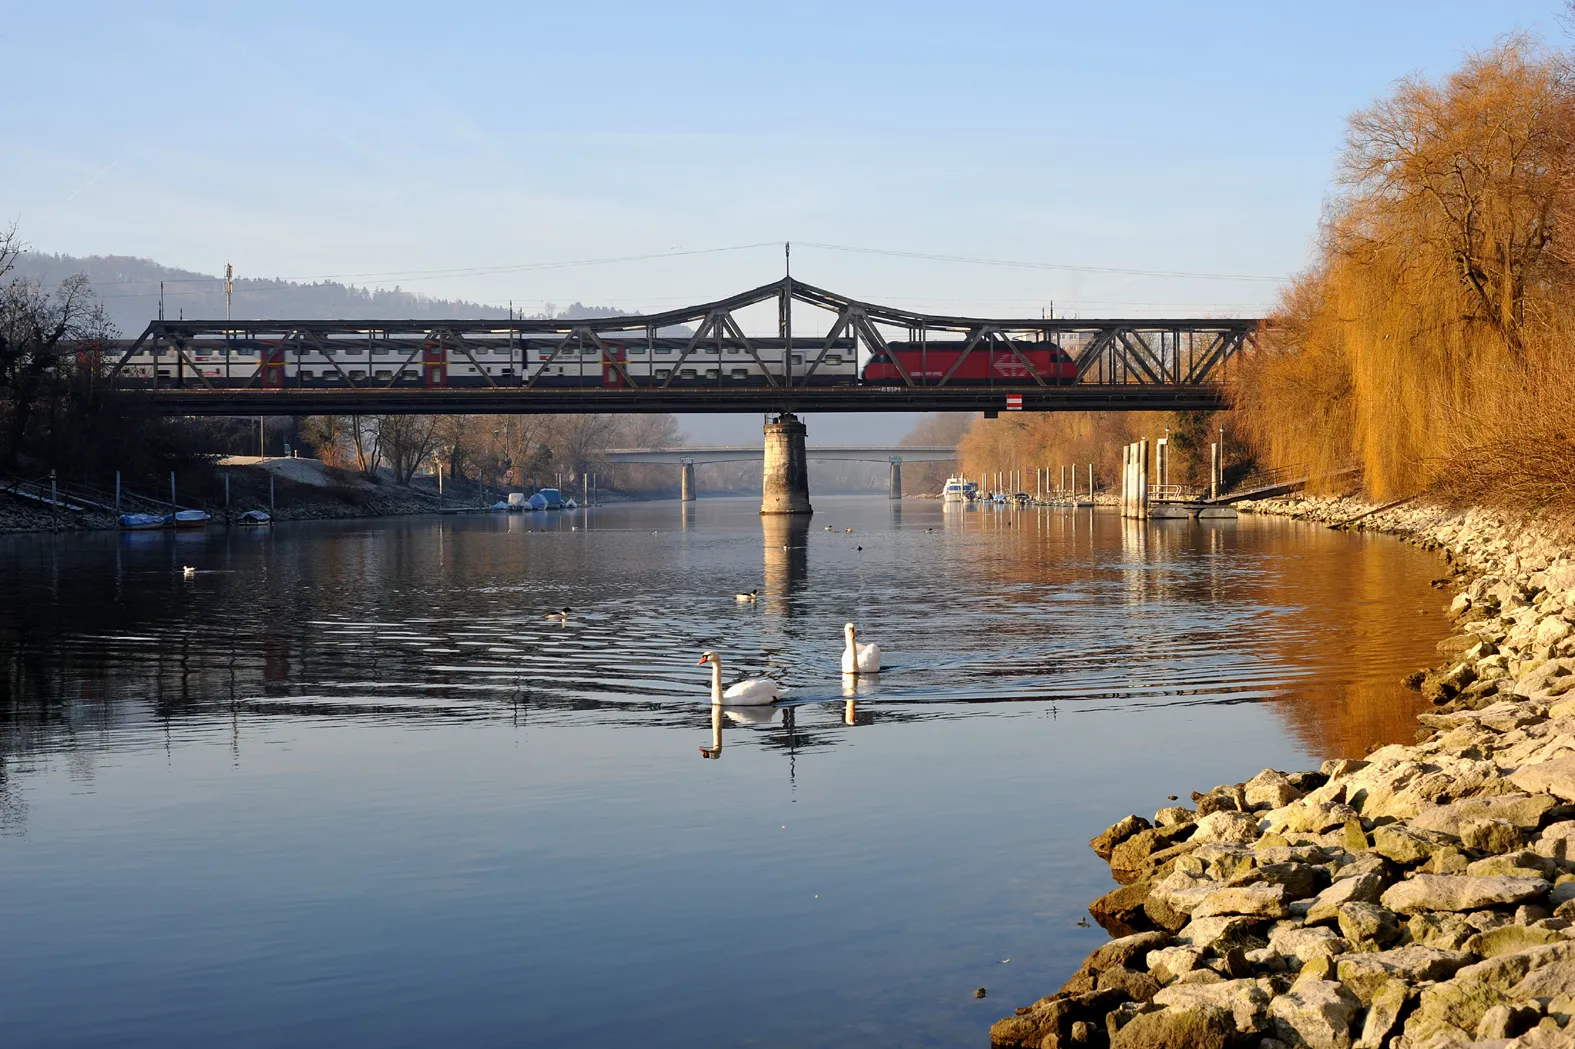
[172,509,212,528]
[942,476,969,502]
[118,513,167,530]
[237,510,272,525]
[527,488,565,510]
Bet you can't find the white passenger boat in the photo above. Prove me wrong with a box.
[942,476,969,502]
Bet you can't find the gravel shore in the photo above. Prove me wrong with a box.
[991,496,1575,1049]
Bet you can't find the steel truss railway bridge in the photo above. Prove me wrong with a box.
[95,277,1257,416]
[80,277,1258,512]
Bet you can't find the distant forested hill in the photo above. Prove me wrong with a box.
[11,252,625,337]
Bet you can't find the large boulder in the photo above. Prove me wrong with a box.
[1511,757,1575,803]
[1190,810,1261,845]
[1109,1003,1236,1049]
[1335,902,1401,949]
[1151,978,1271,1036]
[989,988,1129,1048]
[1268,980,1360,1049]
[1093,815,1154,859]
[1410,793,1557,837]
[1305,872,1386,924]
[1380,874,1550,914]
[1268,924,1351,966]
[1090,881,1156,937]
[1245,769,1305,810]
[1190,884,1291,919]
[1405,942,1575,1040]
[1332,946,1473,1006]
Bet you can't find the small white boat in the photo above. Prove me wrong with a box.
[119,513,167,530]
[237,510,272,525]
[173,509,212,528]
[942,476,969,502]
[564,496,578,509]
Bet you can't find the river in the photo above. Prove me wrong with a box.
[0,496,1448,1048]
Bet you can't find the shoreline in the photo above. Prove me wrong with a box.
[991,495,1575,1049]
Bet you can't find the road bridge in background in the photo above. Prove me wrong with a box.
[605,445,959,502]
[603,445,958,464]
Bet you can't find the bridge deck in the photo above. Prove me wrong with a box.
[122,384,1228,416]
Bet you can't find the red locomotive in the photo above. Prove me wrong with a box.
[861,341,1076,384]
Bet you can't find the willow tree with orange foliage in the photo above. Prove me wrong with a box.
[1236,37,1575,510]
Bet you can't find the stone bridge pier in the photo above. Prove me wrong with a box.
[680,457,696,502]
[761,412,812,515]
[888,458,902,500]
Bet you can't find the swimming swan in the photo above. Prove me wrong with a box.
[841,622,881,674]
[698,650,781,705]
[182,566,196,577]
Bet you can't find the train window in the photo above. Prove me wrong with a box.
[729,368,749,379]
[350,369,366,379]
[374,347,392,355]
[823,354,843,366]
[869,352,891,363]
[376,370,394,380]
[629,347,647,356]
[321,372,340,382]
[680,368,698,379]
[655,368,670,379]
[725,347,740,355]
[704,369,719,379]
[656,347,673,355]
[791,355,803,365]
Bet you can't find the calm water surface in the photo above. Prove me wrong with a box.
[0,496,1447,1047]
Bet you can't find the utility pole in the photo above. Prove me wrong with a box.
[224,263,234,321]
[784,242,792,388]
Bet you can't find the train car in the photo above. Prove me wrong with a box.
[111,333,863,389]
[862,340,1076,385]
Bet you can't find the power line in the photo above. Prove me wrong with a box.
[795,241,1292,283]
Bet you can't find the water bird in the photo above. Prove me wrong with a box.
[697,650,781,705]
[182,566,196,577]
[1075,917,1091,928]
[841,622,881,674]
[543,607,571,621]
[845,528,853,534]
[734,589,758,602]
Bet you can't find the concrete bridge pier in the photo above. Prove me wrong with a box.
[888,458,902,501]
[761,413,812,515]
[680,457,696,502]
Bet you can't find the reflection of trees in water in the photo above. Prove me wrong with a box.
[933,510,1443,761]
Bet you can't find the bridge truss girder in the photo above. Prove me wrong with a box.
[97,277,1260,394]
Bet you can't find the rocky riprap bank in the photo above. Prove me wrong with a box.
[991,499,1575,1049]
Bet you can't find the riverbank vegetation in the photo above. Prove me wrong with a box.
[961,34,1575,520]
[1238,35,1575,518]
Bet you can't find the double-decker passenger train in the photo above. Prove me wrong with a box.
[113,334,1078,387]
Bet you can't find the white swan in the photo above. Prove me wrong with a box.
[698,650,781,705]
[182,566,196,577]
[733,589,758,603]
[841,622,881,674]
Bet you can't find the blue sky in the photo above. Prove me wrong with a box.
[1,1,1564,440]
